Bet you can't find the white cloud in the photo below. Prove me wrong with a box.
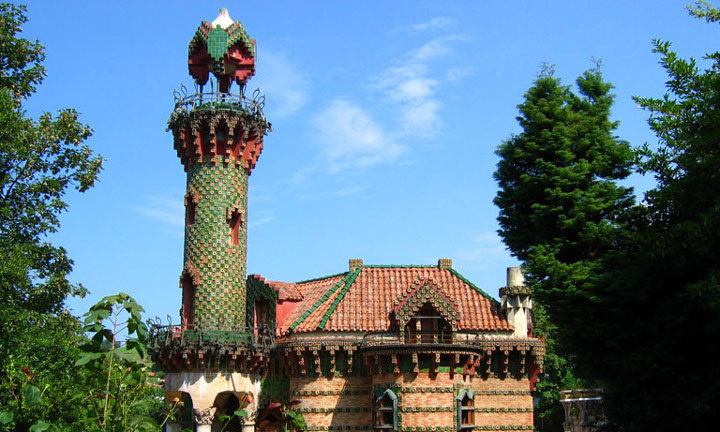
[446,66,473,82]
[313,99,403,171]
[401,100,441,136]
[411,34,468,61]
[254,51,308,118]
[135,195,184,229]
[409,17,456,33]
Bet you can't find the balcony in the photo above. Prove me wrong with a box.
[148,323,275,355]
[171,85,267,119]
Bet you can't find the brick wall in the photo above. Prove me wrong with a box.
[285,373,533,431]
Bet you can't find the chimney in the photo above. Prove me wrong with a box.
[438,258,453,269]
[500,267,533,338]
[349,258,363,272]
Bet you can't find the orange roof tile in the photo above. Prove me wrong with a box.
[277,266,511,335]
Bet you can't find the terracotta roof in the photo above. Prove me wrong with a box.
[259,278,303,301]
[276,265,511,335]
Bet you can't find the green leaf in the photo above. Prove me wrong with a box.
[0,411,13,424]
[21,385,41,406]
[234,409,247,418]
[29,421,50,432]
[74,351,102,366]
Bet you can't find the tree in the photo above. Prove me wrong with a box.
[494,67,635,430]
[574,3,720,430]
[495,3,720,431]
[0,3,102,431]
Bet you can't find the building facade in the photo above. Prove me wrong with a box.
[149,9,545,432]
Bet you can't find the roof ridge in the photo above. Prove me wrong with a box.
[446,267,498,304]
[288,271,351,331]
[294,271,346,284]
[363,264,437,268]
[318,267,362,329]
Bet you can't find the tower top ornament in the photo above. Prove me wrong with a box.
[188,8,256,92]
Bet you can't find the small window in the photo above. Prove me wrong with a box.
[185,194,197,226]
[180,274,195,326]
[456,389,475,431]
[373,389,398,430]
[228,210,242,245]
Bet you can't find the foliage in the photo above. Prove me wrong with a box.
[529,305,582,431]
[258,401,307,432]
[495,2,720,431]
[0,3,104,431]
[75,293,162,432]
[575,3,720,430]
[494,66,634,430]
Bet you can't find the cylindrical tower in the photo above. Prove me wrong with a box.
[151,11,272,432]
[168,8,271,329]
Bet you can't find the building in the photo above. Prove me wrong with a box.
[149,9,546,432]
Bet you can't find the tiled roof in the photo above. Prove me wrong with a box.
[254,277,303,301]
[274,265,510,335]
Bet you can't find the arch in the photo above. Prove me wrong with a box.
[212,392,244,431]
[166,391,194,431]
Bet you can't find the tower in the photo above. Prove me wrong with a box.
[169,8,271,329]
[151,9,272,432]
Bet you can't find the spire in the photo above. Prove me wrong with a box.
[211,8,234,29]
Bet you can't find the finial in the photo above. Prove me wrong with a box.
[212,8,234,29]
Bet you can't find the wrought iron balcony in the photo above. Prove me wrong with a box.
[171,84,267,120]
[148,322,275,355]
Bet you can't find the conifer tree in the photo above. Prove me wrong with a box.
[494,67,635,430]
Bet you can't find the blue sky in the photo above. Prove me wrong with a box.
[20,1,716,322]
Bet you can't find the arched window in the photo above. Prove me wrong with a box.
[456,389,475,431]
[373,389,398,430]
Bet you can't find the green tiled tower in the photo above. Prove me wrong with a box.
[167,9,271,329]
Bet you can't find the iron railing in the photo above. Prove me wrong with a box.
[360,331,518,348]
[148,322,275,353]
[172,84,267,120]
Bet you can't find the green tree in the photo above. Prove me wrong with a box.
[0,3,102,431]
[494,67,635,431]
[574,3,720,430]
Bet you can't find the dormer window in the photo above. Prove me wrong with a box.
[373,389,398,430]
[404,303,452,344]
[456,389,475,431]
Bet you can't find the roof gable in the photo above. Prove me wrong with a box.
[394,277,460,331]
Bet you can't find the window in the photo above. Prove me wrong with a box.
[404,303,452,344]
[181,273,195,326]
[185,193,197,226]
[228,210,242,245]
[456,390,475,431]
[373,389,397,430]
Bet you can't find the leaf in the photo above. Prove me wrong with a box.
[21,385,41,406]
[0,411,13,424]
[234,409,247,418]
[74,351,103,366]
[29,421,50,432]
